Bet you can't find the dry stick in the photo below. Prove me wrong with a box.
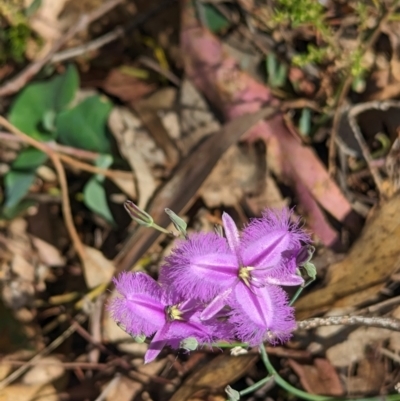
[328,1,400,175]
[0,0,124,97]
[297,315,400,331]
[346,100,400,193]
[0,313,87,390]
[0,125,130,180]
[0,131,99,161]
[58,152,132,181]
[0,116,85,262]
[0,360,110,370]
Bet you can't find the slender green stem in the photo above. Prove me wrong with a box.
[239,375,274,396]
[260,344,332,401]
[151,222,173,236]
[259,344,400,401]
[290,278,315,306]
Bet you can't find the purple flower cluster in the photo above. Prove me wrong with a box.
[109,209,310,363]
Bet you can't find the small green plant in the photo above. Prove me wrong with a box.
[0,23,31,64]
[2,65,115,223]
[272,0,329,35]
[292,44,330,67]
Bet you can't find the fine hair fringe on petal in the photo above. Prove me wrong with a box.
[108,272,164,337]
[228,285,296,346]
[159,232,236,303]
[242,208,311,248]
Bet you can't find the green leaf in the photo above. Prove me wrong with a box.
[180,337,198,351]
[55,95,113,153]
[3,148,48,210]
[201,4,230,33]
[83,179,114,224]
[165,208,187,237]
[12,147,47,170]
[1,200,37,220]
[83,155,114,224]
[3,170,36,209]
[303,261,317,280]
[299,108,311,136]
[8,64,79,140]
[225,385,241,401]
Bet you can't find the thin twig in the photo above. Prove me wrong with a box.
[0,313,87,390]
[0,131,99,161]
[297,315,400,331]
[0,0,124,97]
[0,116,86,262]
[346,103,396,193]
[138,56,181,86]
[0,360,110,370]
[0,128,132,180]
[328,1,400,175]
[51,0,176,64]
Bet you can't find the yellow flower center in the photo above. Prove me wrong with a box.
[238,266,254,287]
[166,305,184,321]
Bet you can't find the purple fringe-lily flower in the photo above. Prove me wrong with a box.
[109,271,230,363]
[160,209,310,345]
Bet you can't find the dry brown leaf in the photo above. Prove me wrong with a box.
[296,194,400,318]
[288,358,344,396]
[102,68,157,103]
[170,354,257,401]
[22,356,65,386]
[82,246,115,289]
[244,172,288,214]
[325,327,393,368]
[201,143,265,208]
[108,107,159,209]
[0,383,57,401]
[105,375,143,401]
[28,0,68,57]
[179,79,220,156]
[134,102,180,167]
[345,358,386,395]
[31,236,65,267]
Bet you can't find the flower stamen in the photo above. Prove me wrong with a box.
[166,305,184,321]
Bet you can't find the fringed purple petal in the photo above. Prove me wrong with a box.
[241,230,292,268]
[229,283,295,346]
[200,287,233,320]
[264,273,304,286]
[240,208,310,276]
[145,325,169,364]
[109,272,165,337]
[159,233,237,302]
[222,212,241,255]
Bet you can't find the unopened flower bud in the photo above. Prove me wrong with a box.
[124,200,153,227]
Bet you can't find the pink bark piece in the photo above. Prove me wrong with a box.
[180,1,358,246]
